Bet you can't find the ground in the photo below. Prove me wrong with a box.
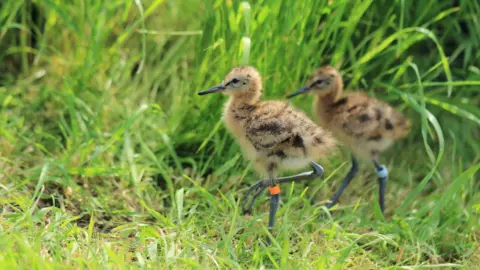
[0,0,479,268]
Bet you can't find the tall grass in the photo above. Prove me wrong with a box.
[0,0,479,268]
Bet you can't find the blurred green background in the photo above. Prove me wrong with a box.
[0,0,479,268]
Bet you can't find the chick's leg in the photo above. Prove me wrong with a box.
[326,155,359,209]
[241,161,324,214]
[266,181,280,244]
[373,158,388,215]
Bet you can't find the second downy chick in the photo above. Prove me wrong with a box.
[288,66,411,215]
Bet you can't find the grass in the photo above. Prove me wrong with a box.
[1,0,479,268]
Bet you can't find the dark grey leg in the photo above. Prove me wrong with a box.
[246,185,266,213]
[241,161,324,215]
[266,191,280,244]
[241,179,265,215]
[373,159,388,215]
[240,162,324,244]
[326,155,359,209]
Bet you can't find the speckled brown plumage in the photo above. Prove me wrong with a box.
[199,66,337,242]
[307,66,411,160]
[288,65,411,214]
[220,67,336,177]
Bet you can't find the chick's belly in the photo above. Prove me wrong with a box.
[255,155,311,176]
[279,157,311,172]
[350,138,394,160]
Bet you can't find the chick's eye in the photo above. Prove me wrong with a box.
[232,78,240,83]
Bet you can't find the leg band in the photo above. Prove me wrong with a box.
[268,184,281,195]
[376,165,388,178]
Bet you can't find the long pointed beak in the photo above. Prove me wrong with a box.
[198,84,226,96]
[286,86,310,98]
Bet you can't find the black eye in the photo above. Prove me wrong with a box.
[311,80,323,87]
[315,79,324,85]
[232,79,240,83]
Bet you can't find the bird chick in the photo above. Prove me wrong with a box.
[288,66,411,214]
[198,66,336,242]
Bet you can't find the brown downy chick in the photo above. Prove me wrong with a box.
[288,65,411,214]
[199,66,336,243]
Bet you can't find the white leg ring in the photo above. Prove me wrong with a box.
[376,165,388,178]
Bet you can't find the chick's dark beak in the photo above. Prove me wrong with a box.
[198,84,226,95]
[286,86,310,98]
